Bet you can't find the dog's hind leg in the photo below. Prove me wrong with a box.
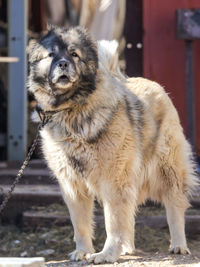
[163,191,190,254]
[59,181,95,261]
[159,136,196,254]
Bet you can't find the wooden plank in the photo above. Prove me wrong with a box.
[23,211,71,227]
[137,215,200,235]
[23,211,104,227]
[0,159,47,169]
[0,56,19,62]
[185,40,196,148]
[0,168,54,185]
[0,184,61,197]
[0,184,63,220]
[22,211,200,236]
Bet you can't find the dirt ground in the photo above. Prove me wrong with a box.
[46,253,200,267]
[0,204,199,266]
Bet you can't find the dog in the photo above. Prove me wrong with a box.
[27,26,197,263]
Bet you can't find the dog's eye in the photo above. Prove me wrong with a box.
[48,52,55,57]
[71,52,79,58]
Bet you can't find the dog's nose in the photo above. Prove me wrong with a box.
[57,59,69,70]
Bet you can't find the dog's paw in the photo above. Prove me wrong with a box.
[169,246,191,255]
[86,251,119,264]
[69,249,87,261]
[121,244,134,255]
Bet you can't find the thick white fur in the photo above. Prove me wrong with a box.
[97,40,126,81]
[39,40,198,263]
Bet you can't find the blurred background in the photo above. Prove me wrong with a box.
[0,1,200,262]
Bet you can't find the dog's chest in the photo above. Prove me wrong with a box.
[40,124,98,179]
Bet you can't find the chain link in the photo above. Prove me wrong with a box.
[0,123,44,215]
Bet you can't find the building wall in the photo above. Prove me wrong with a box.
[143,0,200,155]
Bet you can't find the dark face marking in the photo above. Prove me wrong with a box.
[28,26,98,107]
[33,75,47,87]
[68,155,85,175]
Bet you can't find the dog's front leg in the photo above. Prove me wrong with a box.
[86,184,136,263]
[59,180,95,261]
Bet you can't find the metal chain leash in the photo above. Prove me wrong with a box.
[0,116,50,215]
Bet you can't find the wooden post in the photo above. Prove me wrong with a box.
[8,0,28,161]
[176,9,200,149]
[185,40,195,148]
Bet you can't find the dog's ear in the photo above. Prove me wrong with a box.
[97,40,125,80]
[97,40,119,70]
[46,22,56,31]
[27,38,48,63]
[27,38,37,55]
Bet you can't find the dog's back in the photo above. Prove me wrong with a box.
[98,40,197,201]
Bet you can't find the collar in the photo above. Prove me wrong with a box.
[35,104,70,127]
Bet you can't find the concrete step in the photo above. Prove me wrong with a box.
[0,257,45,267]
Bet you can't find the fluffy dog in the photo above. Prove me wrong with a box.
[27,26,197,263]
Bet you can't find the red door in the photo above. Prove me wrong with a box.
[143,0,200,155]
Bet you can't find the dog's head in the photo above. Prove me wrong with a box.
[27,26,98,107]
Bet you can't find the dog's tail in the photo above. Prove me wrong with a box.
[97,40,126,81]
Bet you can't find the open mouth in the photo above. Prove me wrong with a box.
[57,75,69,83]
